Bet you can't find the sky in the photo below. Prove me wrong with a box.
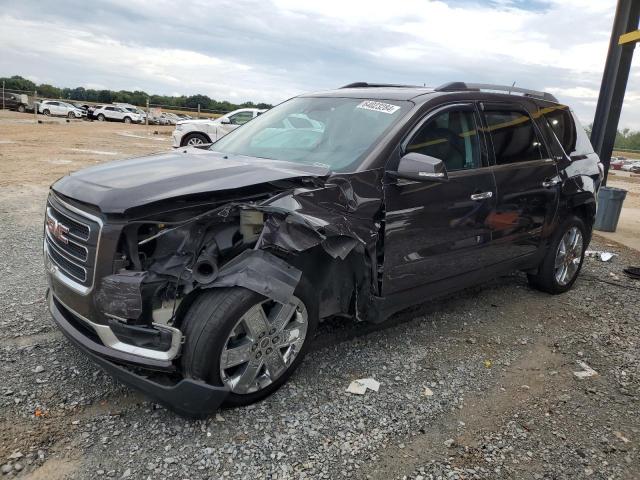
[1,0,639,129]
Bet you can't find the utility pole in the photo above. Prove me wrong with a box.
[591,0,640,185]
[197,103,201,119]
[34,90,38,122]
[2,81,5,111]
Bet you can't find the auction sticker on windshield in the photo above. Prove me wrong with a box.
[357,100,401,114]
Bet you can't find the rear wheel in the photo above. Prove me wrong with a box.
[42,109,50,116]
[181,283,317,407]
[527,216,587,294]
[182,133,209,146]
[17,104,25,113]
[123,116,132,124]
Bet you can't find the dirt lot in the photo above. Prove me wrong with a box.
[0,109,639,479]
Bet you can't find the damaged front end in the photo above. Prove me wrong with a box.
[59,169,386,415]
[102,170,384,329]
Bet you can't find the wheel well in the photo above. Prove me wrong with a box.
[181,131,211,145]
[571,202,596,242]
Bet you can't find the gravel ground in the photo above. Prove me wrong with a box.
[1,111,639,479]
[0,185,638,480]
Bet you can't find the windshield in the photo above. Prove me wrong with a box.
[211,97,410,171]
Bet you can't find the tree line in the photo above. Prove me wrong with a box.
[1,75,272,112]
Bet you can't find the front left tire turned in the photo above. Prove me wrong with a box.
[180,283,318,407]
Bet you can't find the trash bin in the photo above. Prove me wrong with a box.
[594,186,627,232]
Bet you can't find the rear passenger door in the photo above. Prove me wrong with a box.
[481,103,560,260]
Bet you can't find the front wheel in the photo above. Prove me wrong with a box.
[68,111,75,119]
[181,284,317,407]
[97,114,105,121]
[123,116,131,124]
[528,216,587,294]
[42,109,50,116]
[17,104,25,113]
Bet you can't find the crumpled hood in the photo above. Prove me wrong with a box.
[52,148,330,214]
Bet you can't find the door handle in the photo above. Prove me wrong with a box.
[542,178,561,188]
[470,191,493,201]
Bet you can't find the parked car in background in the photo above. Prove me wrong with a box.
[38,100,86,118]
[172,107,266,147]
[148,112,172,125]
[2,92,28,112]
[93,105,142,123]
[122,106,147,123]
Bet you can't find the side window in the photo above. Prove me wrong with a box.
[485,110,547,165]
[229,111,254,125]
[543,106,577,155]
[406,109,480,171]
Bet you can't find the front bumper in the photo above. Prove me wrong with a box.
[48,290,229,418]
[171,130,183,147]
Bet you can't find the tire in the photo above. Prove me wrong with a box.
[527,216,587,294]
[97,114,105,122]
[42,109,50,116]
[123,116,131,124]
[182,133,209,147]
[68,111,75,119]
[17,104,25,113]
[181,281,318,407]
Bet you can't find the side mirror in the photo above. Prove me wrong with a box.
[391,152,449,182]
[219,117,231,125]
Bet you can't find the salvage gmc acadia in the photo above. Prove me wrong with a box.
[45,82,603,417]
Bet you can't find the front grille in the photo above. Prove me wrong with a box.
[45,196,101,290]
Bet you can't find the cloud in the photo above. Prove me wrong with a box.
[0,0,637,128]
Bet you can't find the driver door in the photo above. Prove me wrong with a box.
[383,103,498,295]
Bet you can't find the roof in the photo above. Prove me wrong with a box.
[304,81,558,104]
[305,86,435,101]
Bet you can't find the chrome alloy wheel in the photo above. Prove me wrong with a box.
[220,296,308,394]
[186,136,204,145]
[554,226,583,286]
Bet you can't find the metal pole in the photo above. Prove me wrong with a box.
[591,0,640,185]
[197,103,201,119]
[2,81,5,111]
[146,98,149,126]
[34,90,38,122]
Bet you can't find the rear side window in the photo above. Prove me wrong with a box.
[485,110,547,165]
[571,111,595,155]
[543,106,577,155]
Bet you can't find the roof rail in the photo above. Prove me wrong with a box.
[340,82,425,89]
[434,82,558,103]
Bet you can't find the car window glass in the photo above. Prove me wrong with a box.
[543,106,577,155]
[229,112,254,125]
[405,109,480,171]
[485,110,547,164]
[212,97,409,172]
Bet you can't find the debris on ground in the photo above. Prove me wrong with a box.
[585,250,617,262]
[422,387,434,397]
[573,361,598,379]
[346,378,381,395]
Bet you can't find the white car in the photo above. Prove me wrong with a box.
[38,100,85,119]
[94,105,143,124]
[172,108,266,147]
